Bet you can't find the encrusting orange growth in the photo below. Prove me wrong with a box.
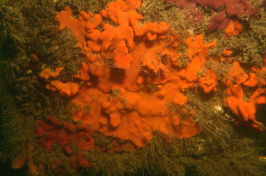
[75,62,90,81]
[198,69,217,93]
[224,61,249,95]
[224,84,265,131]
[39,67,64,79]
[180,34,216,82]
[49,0,223,147]
[172,92,187,106]
[39,66,80,97]
[12,144,39,176]
[225,59,266,90]
[55,0,170,69]
[38,0,265,151]
[34,0,266,157]
[222,57,266,131]
[54,5,102,49]
[46,80,79,96]
[250,57,266,86]
[222,49,232,56]
[225,19,244,37]
[37,117,94,152]
[243,73,258,87]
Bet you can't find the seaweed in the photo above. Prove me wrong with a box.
[92,132,113,150]
[83,149,141,176]
[55,0,115,15]
[250,8,266,54]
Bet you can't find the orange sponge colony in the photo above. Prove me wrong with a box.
[39,67,64,79]
[198,69,217,93]
[54,0,170,70]
[48,0,265,148]
[224,85,265,131]
[46,81,79,97]
[51,0,222,147]
[225,19,244,37]
[180,34,216,83]
[223,59,266,131]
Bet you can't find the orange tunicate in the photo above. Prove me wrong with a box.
[71,81,200,147]
[198,69,217,93]
[243,73,258,87]
[134,22,169,37]
[146,32,157,41]
[172,115,180,126]
[125,0,142,10]
[224,61,249,95]
[39,67,64,79]
[98,0,145,69]
[55,6,102,49]
[46,80,79,96]
[110,112,121,128]
[141,46,168,75]
[225,19,243,37]
[54,0,220,148]
[172,92,187,106]
[85,52,96,62]
[136,75,144,85]
[186,34,216,60]
[55,0,171,69]
[86,31,102,52]
[27,159,39,176]
[228,62,249,85]
[180,34,216,82]
[250,57,266,86]
[78,139,94,151]
[12,156,25,169]
[37,117,94,152]
[222,49,232,56]
[77,154,92,168]
[64,146,72,155]
[75,62,90,81]
[250,88,266,105]
[175,119,201,138]
[12,144,37,176]
[225,84,263,131]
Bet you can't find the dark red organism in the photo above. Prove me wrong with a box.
[165,0,257,30]
[208,10,230,30]
[36,117,94,151]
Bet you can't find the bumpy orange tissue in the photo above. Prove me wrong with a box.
[225,19,243,37]
[53,0,220,147]
[39,67,64,79]
[198,69,217,93]
[46,80,79,96]
[224,84,264,131]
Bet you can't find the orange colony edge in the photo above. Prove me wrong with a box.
[75,62,90,81]
[225,19,244,37]
[39,67,64,79]
[224,61,249,95]
[223,84,265,132]
[46,80,79,97]
[222,49,233,56]
[179,34,216,83]
[48,0,237,147]
[37,117,94,152]
[198,69,218,93]
[250,57,266,86]
[222,57,266,131]
[3,0,266,175]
